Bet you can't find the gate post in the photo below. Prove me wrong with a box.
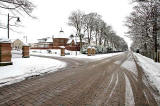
[60,46,65,56]
[91,47,96,56]
[22,45,30,58]
[87,46,91,56]
[0,39,12,66]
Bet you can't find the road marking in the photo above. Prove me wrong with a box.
[105,73,119,104]
[123,72,135,106]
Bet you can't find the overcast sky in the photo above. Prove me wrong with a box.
[0,0,133,46]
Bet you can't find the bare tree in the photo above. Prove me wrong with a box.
[0,0,35,17]
[68,10,85,48]
[68,10,128,51]
[83,12,101,45]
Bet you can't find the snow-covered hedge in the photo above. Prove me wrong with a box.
[81,45,113,54]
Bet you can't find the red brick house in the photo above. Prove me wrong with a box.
[32,29,80,51]
[33,37,53,49]
[52,30,68,48]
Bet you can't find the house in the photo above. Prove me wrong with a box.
[53,29,69,47]
[32,29,81,51]
[34,37,53,49]
[12,39,24,50]
[67,39,75,46]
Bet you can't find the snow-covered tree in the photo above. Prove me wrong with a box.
[126,0,160,56]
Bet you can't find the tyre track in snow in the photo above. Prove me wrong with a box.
[0,52,159,106]
[122,52,158,106]
[41,53,126,106]
[123,72,135,106]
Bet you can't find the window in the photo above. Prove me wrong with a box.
[60,40,64,43]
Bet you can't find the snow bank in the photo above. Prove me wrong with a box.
[0,54,66,87]
[134,53,160,92]
[30,49,124,61]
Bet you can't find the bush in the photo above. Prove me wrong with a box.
[80,45,88,54]
[81,45,111,54]
[47,50,52,54]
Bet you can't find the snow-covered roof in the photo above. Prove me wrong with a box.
[0,38,11,43]
[54,29,68,38]
[46,37,53,42]
[37,37,53,43]
[23,42,29,46]
[59,46,65,48]
[67,39,73,44]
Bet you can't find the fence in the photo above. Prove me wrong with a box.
[31,46,80,51]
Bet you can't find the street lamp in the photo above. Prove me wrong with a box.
[74,34,78,56]
[7,13,20,39]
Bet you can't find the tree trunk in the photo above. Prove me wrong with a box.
[152,5,158,62]
[104,38,106,46]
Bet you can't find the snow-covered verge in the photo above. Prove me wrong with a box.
[30,49,124,61]
[134,53,160,93]
[0,54,66,87]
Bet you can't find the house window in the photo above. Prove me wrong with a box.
[60,40,64,43]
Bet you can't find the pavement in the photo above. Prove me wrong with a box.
[0,52,159,106]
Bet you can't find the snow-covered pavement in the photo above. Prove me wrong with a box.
[30,49,124,61]
[134,53,160,93]
[0,54,66,87]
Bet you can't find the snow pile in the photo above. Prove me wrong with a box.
[0,54,66,87]
[12,50,22,54]
[66,52,124,61]
[0,38,11,43]
[134,53,160,92]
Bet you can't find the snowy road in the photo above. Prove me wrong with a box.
[0,52,159,106]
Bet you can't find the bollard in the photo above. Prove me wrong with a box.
[22,45,30,58]
[0,39,12,66]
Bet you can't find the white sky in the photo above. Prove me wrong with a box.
[0,0,133,46]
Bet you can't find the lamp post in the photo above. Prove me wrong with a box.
[7,13,20,39]
[74,34,78,56]
[23,36,27,43]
